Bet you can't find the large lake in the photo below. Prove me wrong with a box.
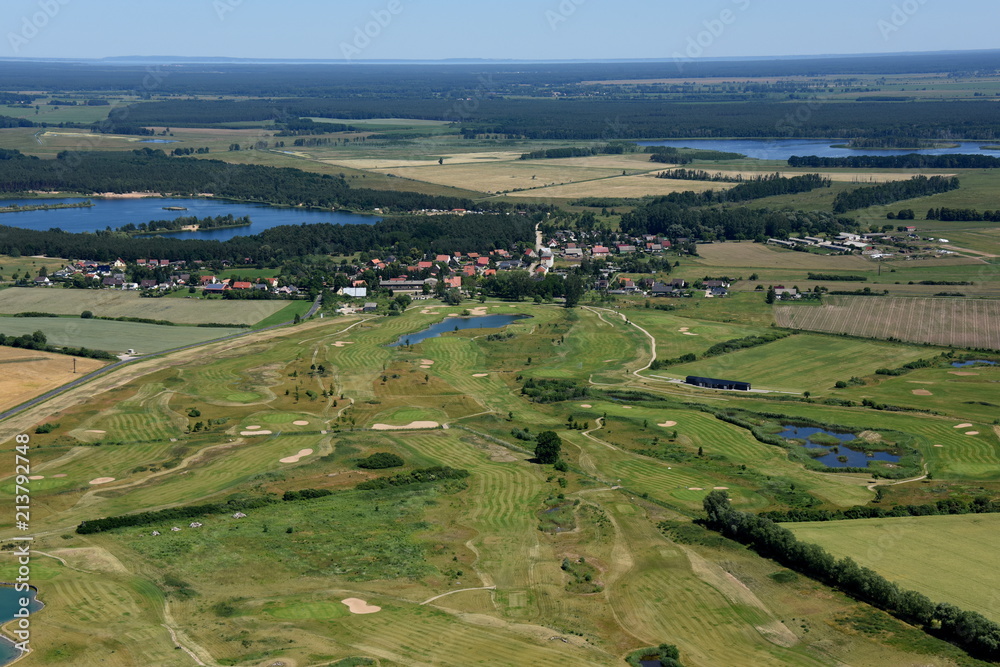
[0,586,41,666]
[638,139,996,161]
[0,197,379,241]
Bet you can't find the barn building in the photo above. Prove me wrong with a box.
[685,376,752,391]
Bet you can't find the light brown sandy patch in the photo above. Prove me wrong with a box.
[934,444,945,448]
[950,371,979,376]
[28,475,44,480]
[371,421,440,431]
[906,380,934,384]
[293,420,310,426]
[713,487,730,490]
[89,477,115,485]
[331,341,355,348]
[341,598,381,614]
[50,547,129,575]
[955,423,973,429]
[658,421,678,428]
[420,365,432,369]
[420,359,435,365]
[52,473,67,478]
[687,487,704,491]
[682,332,699,336]
[679,327,689,332]
[966,431,980,436]
[241,430,273,436]
[245,425,261,430]
[472,373,489,377]
[506,173,737,198]
[279,448,314,464]
[580,404,593,408]
[622,406,633,409]
[911,389,933,396]
[86,430,106,434]
[468,307,488,316]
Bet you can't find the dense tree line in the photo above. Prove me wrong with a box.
[356,453,404,469]
[274,118,356,136]
[655,168,745,183]
[76,495,278,533]
[0,148,473,213]
[760,496,1000,523]
[926,207,1000,222]
[788,154,1000,169]
[653,173,831,204]
[519,143,635,160]
[0,115,36,129]
[620,199,858,242]
[831,176,960,213]
[807,273,867,281]
[702,491,1000,661]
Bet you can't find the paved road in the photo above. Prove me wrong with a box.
[0,295,323,424]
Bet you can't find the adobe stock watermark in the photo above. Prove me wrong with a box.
[340,0,404,60]
[673,0,751,73]
[7,0,72,55]
[878,0,928,41]
[546,0,587,32]
[214,0,244,22]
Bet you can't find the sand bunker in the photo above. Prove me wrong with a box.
[28,475,44,480]
[52,474,67,478]
[85,430,106,434]
[678,327,689,332]
[241,430,273,436]
[279,448,314,464]
[658,421,678,428]
[292,420,310,426]
[713,487,729,490]
[472,373,489,377]
[623,406,633,409]
[420,365,432,369]
[954,423,973,429]
[468,307,488,316]
[687,487,704,491]
[245,425,261,430]
[421,359,435,365]
[331,341,355,348]
[341,598,381,614]
[949,371,978,376]
[966,431,980,436]
[371,421,440,430]
[912,389,933,396]
[934,444,945,448]
[682,332,699,336]
[580,404,593,408]
[89,477,115,485]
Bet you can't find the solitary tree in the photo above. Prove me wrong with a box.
[535,430,562,464]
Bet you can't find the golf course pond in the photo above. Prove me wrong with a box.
[388,314,530,347]
[778,425,901,468]
[0,586,41,665]
[951,360,998,367]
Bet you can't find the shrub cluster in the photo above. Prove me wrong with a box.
[356,466,469,490]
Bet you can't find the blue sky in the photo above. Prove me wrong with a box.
[3,0,997,61]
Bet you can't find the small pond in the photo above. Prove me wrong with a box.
[387,314,528,348]
[0,586,42,666]
[778,425,900,468]
[640,661,663,667]
[951,360,998,367]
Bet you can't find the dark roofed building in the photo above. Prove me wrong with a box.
[685,376,751,391]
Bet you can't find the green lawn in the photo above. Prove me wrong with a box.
[0,316,238,353]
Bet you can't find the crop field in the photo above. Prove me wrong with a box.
[0,287,290,325]
[0,316,239,353]
[693,242,874,271]
[775,295,1000,349]
[787,514,1000,623]
[0,346,106,411]
[665,333,934,393]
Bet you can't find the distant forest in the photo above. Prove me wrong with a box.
[110,98,1000,140]
[788,154,1000,169]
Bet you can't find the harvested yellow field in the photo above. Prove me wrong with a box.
[322,151,522,170]
[373,161,624,193]
[0,346,107,412]
[693,241,874,270]
[505,173,737,198]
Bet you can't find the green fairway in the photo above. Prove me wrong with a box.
[787,514,1000,623]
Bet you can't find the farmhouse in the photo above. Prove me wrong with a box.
[685,376,752,391]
